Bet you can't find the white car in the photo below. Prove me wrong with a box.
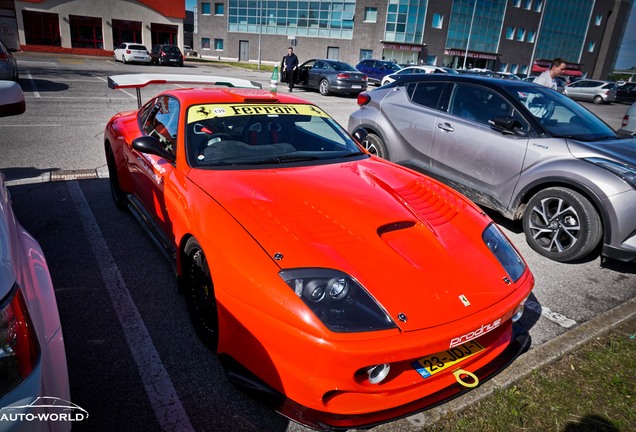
[618,102,636,136]
[113,42,151,64]
[381,65,448,86]
[0,81,71,431]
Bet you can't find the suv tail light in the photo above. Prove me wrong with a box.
[357,92,371,107]
[623,115,629,128]
[0,285,40,397]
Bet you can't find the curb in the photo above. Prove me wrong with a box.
[369,296,636,431]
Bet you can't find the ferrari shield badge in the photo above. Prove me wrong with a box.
[459,294,471,307]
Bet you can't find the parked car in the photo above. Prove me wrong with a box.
[522,76,565,93]
[0,38,19,81]
[618,102,636,136]
[563,79,617,104]
[0,81,71,430]
[355,59,401,85]
[105,73,534,430]
[293,58,367,95]
[150,44,184,66]
[183,45,198,57]
[381,65,449,86]
[616,82,636,104]
[113,42,151,64]
[348,74,636,263]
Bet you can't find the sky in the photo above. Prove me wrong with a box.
[184,0,636,70]
[615,2,636,70]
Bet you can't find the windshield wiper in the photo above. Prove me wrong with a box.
[249,155,321,165]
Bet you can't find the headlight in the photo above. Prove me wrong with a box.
[584,157,636,189]
[483,223,526,282]
[279,268,396,333]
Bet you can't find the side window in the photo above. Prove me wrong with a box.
[141,96,180,155]
[407,82,445,109]
[449,84,525,129]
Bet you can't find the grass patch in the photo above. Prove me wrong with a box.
[185,57,275,72]
[420,319,636,432]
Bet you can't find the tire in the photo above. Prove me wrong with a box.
[105,145,128,211]
[362,132,388,159]
[593,95,603,104]
[182,239,219,350]
[522,187,602,262]
[319,79,331,96]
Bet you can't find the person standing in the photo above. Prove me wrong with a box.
[534,58,567,90]
[281,47,299,92]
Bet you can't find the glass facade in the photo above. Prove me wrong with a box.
[535,0,593,62]
[383,0,427,44]
[228,0,356,38]
[446,0,506,52]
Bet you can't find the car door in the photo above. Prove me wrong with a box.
[429,83,530,210]
[378,81,447,169]
[128,95,180,240]
[308,60,326,88]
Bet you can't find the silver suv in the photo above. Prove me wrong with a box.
[348,74,636,263]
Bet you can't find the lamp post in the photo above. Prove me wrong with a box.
[257,0,263,70]
[462,0,478,70]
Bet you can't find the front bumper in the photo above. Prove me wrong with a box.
[277,324,531,430]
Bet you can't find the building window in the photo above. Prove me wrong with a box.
[69,15,103,49]
[520,65,528,75]
[516,28,526,41]
[364,7,377,22]
[499,63,508,72]
[201,2,211,15]
[360,49,373,60]
[22,10,61,46]
[512,0,521,6]
[587,41,595,52]
[427,55,437,65]
[432,13,443,29]
[511,64,519,74]
[214,3,224,15]
[524,0,532,9]
[527,30,536,43]
[201,37,210,49]
[214,38,224,50]
[506,27,515,40]
[595,14,602,26]
[534,0,543,12]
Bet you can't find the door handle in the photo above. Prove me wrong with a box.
[437,122,454,132]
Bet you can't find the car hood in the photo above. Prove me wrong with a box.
[188,158,524,331]
[567,137,636,164]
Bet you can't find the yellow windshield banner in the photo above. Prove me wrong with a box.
[187,103,329,123]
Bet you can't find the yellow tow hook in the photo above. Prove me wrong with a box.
[453,369,479,388]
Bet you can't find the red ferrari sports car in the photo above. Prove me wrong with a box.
[105,73,534,430]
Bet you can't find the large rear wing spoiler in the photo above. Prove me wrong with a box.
[107,74,263,107]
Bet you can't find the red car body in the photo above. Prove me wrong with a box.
[104,74,534,430]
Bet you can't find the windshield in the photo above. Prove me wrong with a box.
[505,85,619,141]
[186,103,364,168]
[383,62,402,72]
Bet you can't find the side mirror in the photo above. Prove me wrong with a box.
[132,136,176,163]
[0,81,26,117]
[352,128,368,144]
[488,116,526,136]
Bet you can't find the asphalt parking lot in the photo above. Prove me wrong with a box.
[1,52,634,432]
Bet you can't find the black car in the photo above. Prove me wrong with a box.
[616,82,636,103]
[293,59,368,96]
[150,44,184,66]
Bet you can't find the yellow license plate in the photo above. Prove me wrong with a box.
[411,340,484,379]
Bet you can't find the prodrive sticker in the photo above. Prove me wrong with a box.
[188,103,329,123]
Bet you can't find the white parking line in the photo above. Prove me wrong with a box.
[526,300,577,328]
[67,181,195,432]
[24,72,40,97]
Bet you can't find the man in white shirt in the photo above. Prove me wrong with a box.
[534,58,567,90]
